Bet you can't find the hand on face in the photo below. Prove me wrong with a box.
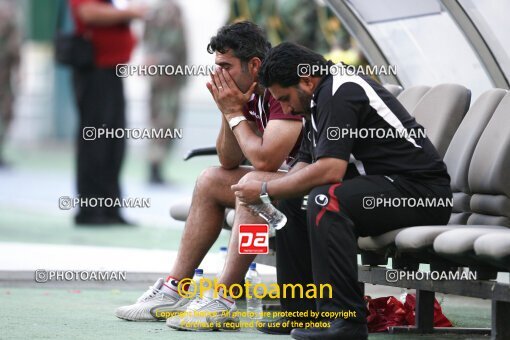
[206,67,257,121]
[231,180,263,205]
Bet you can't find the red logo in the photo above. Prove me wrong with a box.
[239,224,269,254]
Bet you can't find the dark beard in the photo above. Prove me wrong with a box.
[294,87,312,116]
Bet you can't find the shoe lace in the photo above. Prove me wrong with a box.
[137,285,162,303]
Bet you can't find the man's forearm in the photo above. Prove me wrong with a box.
[288,161,308,174]
[216,116,244,169]
[267,159,345,199]
[217,114,284,172]
[231,118,302,172]
[231,122,272,170]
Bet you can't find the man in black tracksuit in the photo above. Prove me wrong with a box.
[232,42,452,339]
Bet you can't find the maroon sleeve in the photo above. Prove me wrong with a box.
[70,0,98,34]
[267,93,302,122]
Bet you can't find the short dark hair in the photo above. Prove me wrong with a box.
[260,42,328,88]
[207,21,271,63]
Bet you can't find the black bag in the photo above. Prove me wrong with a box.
[55,33,94,68]
[54,0,94,68]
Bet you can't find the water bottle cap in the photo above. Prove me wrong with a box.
[194,268,203,275]
[220,246,227,251]
[249,262,256,270]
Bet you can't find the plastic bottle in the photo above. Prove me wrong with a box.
[219,246,228,262]
[248,203,287,232]
[245,262,263,319]
[191,268,204,299]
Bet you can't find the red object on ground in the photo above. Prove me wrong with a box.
[365,294,452,332]
[403,294,453,328]
[365,296,407,332]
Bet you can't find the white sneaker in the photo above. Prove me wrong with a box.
[115,278,190,321]
[166,295,240,331]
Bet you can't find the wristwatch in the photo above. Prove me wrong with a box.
[228,116,247,130]
[260,182,271,204]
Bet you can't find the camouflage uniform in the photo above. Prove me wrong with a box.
[228,0,360,61]
[0,0,20,165]
[144,0,187,183]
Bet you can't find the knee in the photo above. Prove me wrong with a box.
[307,185,333,215]
[237,170,266,185]
[307,184,355,229]
[195,166,224,192]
